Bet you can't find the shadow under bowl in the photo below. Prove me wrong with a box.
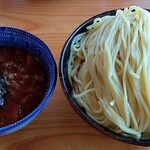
[59,9,150,146]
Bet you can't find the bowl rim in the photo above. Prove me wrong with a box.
[0,26,57,134]
[59,8,150,146]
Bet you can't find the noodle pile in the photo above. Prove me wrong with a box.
[68,6,150,139]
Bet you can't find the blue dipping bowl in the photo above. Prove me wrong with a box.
[0,27,57,134]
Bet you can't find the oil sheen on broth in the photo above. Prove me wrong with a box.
[0,46,47,127]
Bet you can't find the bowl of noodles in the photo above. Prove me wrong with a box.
[59,6,150,146]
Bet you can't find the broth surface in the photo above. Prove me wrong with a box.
[0,46,47,127]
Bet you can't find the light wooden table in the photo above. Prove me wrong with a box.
[0,0,150,149]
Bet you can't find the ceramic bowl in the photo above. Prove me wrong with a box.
[0,27,57,135]
[59,9,150,146]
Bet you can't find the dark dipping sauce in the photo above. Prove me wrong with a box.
[0,46,47,127]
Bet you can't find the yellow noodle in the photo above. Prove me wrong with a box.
[68,6,150,139]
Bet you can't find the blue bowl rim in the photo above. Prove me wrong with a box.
[0,26,57,134]
[59,8,150,146]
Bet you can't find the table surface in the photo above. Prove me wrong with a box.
[0,0,150,149]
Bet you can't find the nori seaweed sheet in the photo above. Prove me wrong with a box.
[0,73,9,106]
